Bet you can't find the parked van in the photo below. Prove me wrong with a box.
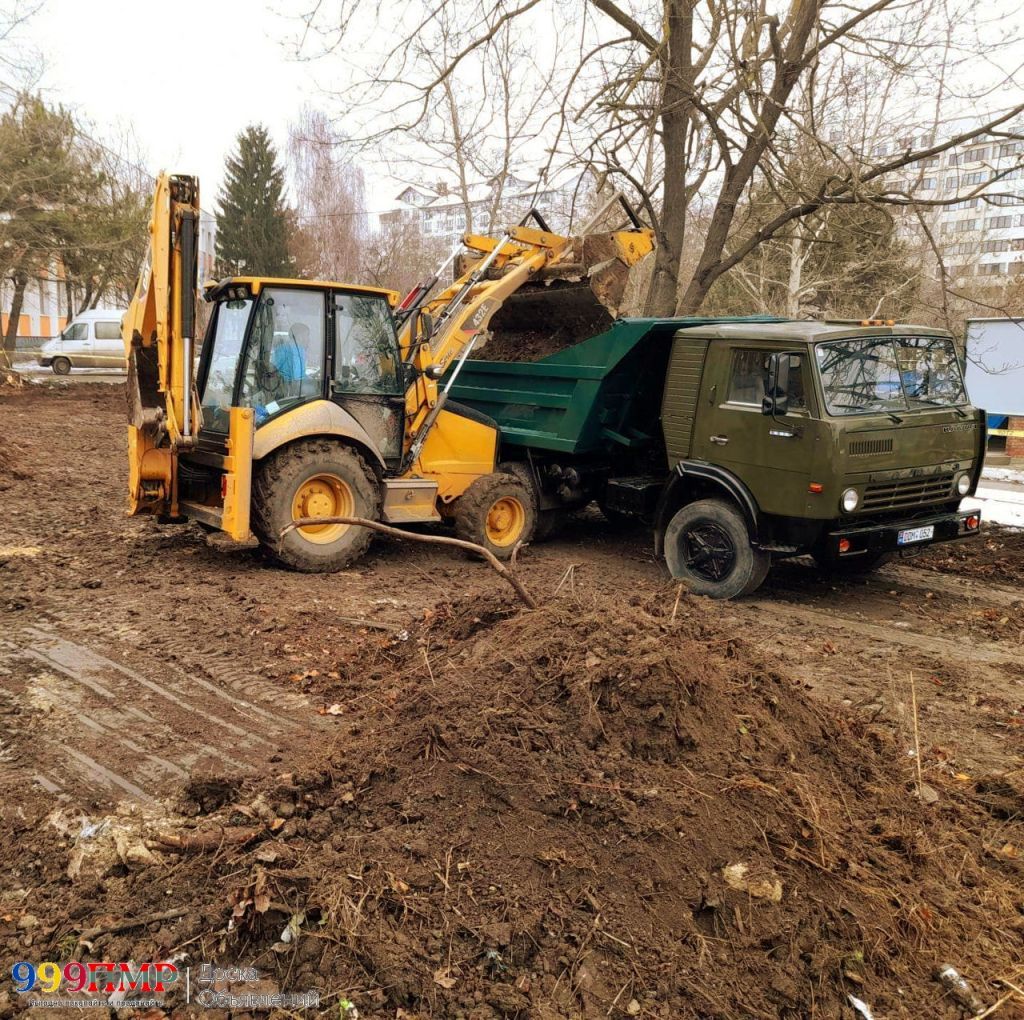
[39,309,127,375]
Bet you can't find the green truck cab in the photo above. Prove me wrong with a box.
[452,317,985,598]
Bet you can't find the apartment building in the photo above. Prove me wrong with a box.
[883,126,1024,281]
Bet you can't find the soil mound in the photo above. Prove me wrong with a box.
[7,592,1022,1018]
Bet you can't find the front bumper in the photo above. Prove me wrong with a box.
[38,356,53,367]
[824,508,982,559]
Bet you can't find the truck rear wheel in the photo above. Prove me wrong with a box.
[252,439,380,573]
[664,498,770,599]
[453,472,537,560]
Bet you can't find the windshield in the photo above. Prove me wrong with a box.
[815,335,967,415]
[200,299,252,431]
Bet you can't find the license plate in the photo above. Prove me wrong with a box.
[897,525,934,546]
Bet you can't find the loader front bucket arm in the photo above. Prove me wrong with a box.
[396,216,654,461]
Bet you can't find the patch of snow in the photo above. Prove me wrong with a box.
[982,466,1024,486]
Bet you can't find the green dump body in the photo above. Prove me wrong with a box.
[449,316,785,455]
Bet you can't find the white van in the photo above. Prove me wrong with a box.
[39,309,127,375]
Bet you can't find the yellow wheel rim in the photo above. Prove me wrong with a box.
[485,496,526,547]
[291,473,354,544]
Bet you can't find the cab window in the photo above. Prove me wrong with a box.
[63,322,88,342]
[727,349,806,411]
[333,294,401,394]
[238,288,325,423]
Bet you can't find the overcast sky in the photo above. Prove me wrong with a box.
[13,0,1024,218]
[16,0,401,212]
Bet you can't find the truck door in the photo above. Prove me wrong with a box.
[63,320,90,365]
[691,344,814,517]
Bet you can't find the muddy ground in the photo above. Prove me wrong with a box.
[0,384,1022,1019]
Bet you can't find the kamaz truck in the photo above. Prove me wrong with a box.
[451,316,985,598]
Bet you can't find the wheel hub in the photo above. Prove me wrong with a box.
[291,474,354,544]
[485,496,526,547]
[682,522,736,581]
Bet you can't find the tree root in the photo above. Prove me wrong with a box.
[282,515,538,608]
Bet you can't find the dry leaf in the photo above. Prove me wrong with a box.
[433,968,457,990]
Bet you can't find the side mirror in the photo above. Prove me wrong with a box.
[761,352,792,416]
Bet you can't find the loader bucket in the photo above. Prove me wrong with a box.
[477,229,654,363]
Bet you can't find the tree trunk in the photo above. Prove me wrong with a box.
[644,0,694,317]
[786,235,803,318]
[3,270,29,358]
[675,0,820,315]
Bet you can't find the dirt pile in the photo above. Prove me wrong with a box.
[914,525,1024,586]
[6,591,1022,1018]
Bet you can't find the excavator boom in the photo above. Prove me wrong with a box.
[123,173,201,517]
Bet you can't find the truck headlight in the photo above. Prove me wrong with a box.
[956,473,971,496]
[841,488,860,513]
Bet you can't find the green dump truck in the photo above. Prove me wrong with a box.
[451,316,985,598]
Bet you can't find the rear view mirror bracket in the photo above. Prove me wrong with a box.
[762,352,792,417]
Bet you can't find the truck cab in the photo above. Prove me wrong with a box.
[655,320,984,596]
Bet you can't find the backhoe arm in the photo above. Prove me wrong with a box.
[123,173,200,517]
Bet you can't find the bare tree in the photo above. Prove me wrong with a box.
[291,0,1024,317]
[288,107,367,282]
[0,1,43,82]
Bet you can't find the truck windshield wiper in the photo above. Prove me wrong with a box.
[907,397,968,417]
[830,401,903,422]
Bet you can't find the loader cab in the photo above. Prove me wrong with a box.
[197,277,405,457]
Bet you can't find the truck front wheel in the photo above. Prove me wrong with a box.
[664,498,770,599]
[252,440,380,572]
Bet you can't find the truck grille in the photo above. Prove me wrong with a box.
[850,438,893,456]
[862,473,955,510]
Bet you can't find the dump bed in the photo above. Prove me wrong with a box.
[449,316,783,455]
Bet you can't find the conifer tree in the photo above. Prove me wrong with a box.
[215,125,293,277]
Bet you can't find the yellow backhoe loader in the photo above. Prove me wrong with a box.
[123,174,653,571]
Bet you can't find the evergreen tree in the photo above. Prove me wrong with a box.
[215,124,293,277]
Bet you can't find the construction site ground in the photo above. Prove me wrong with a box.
[1,384,1022,1019]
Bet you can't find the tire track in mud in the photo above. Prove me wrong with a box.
[0,624,328,809]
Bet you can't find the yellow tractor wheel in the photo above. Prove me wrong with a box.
[252,440,380,572]
[453,472,537,560]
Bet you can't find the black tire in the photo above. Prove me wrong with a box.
[812,548,893,575]
[252,439,380,572]
[52,357,71,376]
[453,472,538,560]
[664,498,770,599]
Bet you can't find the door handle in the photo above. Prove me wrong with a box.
[709,435,729,445]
